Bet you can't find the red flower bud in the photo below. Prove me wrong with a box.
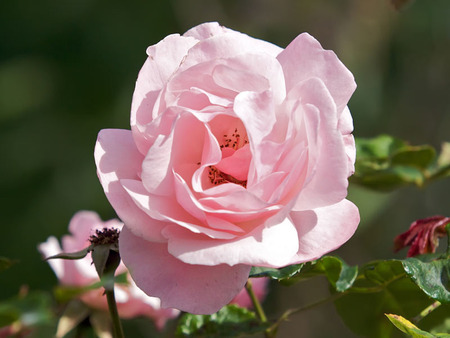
[394,216,450,257]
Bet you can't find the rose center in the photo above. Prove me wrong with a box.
[208,128,249,188]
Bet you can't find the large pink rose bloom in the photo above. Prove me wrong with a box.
[38,211,179,329]
[95,22,359,314]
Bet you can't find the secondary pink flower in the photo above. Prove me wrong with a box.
[230,278,269,309]
[38,211,179,329]
[95,22,359,314]
[394,215,450,257]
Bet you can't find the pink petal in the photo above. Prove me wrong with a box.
[94,129,166,242]
[179,31,282,73]
[119,226,251,314]
[183,22,230,40]
[215,145,251,181]
[122,178,236,240]
[290,78,350,210]
[234,90,277,181]
[338,106,354,135]
[38,237,64,280]
[289,199,360,263]
[277,33,356,114]
[141,113,205,195]
[131,34,198,154]
[164,216,299,268]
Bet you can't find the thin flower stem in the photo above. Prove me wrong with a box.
[446,224,450,257]
[105,288,125,338]
[267,291,347,335]
[412,301,442,324]
[245,280,277,338]
[245,279,267,323]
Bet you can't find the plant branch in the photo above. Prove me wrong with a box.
[245,279,267,323]
[105,288,125,338]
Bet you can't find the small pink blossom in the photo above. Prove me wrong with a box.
[95,22,359,314]
[38,211,179,329]
[394,215,450,257]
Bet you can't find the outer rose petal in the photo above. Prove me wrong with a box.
[183,22,230,40]
[289,199,359,263]
[163,216,299,268]
[291,78,349,210]
[277,33,356,114]
[95,129,166,242]
[119,226,251,314]
[131,34,198,154]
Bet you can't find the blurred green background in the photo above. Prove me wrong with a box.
[1,0,449,336]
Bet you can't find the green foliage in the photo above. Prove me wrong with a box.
[54,273,128,303]
[352,136,450,191]
[334,260,431,337]
[0,291,53,329]
[249,264,303,280]
[402,258,450,304]
[282,256,358,292]
[176,305,269,337]
[250,256,357,292]
[0,257,17,273]
[385,314,437,338]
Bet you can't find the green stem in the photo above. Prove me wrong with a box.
[105,288,125,338]
[245,279,267,323]
[245,280,276,338]
[446,224,450,258]
[412,301,442,324]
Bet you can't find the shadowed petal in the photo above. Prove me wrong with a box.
[119,226,251,314]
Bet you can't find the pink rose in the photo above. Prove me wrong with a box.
[230,278,269,309]
[38,211,179,329]
[95,22,359,314]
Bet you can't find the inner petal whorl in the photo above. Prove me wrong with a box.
[207,126,249,188]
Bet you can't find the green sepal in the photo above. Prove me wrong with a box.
[44,246,92,261]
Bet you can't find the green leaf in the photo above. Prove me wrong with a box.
[334,260,432,338]
[176,305,269,337]
[390,146,436,169]
[356,135,406,160]
[386,314,435,337]
[0,256,18,273]
[45,246,91,261]
[402,258,450,304]
[55,300,90,338]
[281,256,358,292]
[0,291,53,328]
[249,264,303,280]
[430,142,450,180]
[353,136,450,191]
[54,272,128,302]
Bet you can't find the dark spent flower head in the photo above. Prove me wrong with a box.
[89,227,120,247]
[394,215,450,257]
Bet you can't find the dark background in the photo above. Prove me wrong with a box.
[1,0,450,336]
